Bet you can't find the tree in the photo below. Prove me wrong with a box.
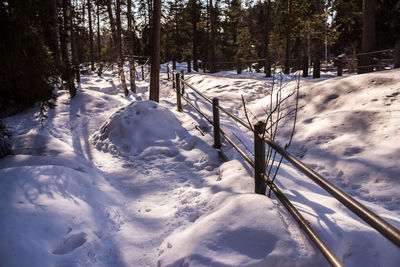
[71,6,80,83]
[331,0,362,56]
[311,0,324,79]
[106,0,128,96]
[265,0,272,77]
[284,0,292,74]
[191,0,199,72]
[222,0,241,64]
[127,0,137,93]
[209,0,217,73]
[52,0,63,65]
[96,0,103,75]
[88,0,95,71]
[375,0,399,68]
[0,0,57,115]
[150,0,161,102]
[63,0,77,97]
[358,0,375,73]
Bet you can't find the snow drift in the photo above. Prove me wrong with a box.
[158,193,321,267]
[91,100,188,157]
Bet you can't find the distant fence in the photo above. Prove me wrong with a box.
[166,49,396,78]
[166,67,400,266]
[338,49,395,75]
[124,55,151,81]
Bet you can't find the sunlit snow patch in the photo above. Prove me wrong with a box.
[158,194,321,267]
[91,100,187,157]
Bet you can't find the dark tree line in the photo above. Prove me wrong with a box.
[1,0,399,115]
[162,0,399,75]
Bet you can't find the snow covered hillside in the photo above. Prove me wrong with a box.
[0,65,399,266]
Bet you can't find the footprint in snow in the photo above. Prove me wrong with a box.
[343,146,363,157]
[52,232,87,255]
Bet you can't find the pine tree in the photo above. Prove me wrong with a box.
[311,0,324,79]
[127,0,137,93]
[88,0,95,71]
[52,0,63,66]
[0,0,57,114]
[150,0,161,102]
[71,5,80,83]
[63,0,77,97]
[358,0,376,73]
[209,0,217,72]
[284,0,293,74]
[265,0,272,77]
[191,0,199,72]
[96,0,102,75]
[106,0,128,95]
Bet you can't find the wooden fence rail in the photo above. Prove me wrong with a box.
[165,48,395,78]
[166,68,400,266]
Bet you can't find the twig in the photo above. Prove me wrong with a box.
[241,94,254,132]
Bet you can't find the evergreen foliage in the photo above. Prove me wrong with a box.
[0,0,56,116]
[0,0,398,117]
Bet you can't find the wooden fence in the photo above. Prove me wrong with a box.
[166,68,400,267]
[165,49,395,78]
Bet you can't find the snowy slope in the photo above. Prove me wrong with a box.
[0,65,399,266]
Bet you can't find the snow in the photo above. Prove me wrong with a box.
[0,65,399,266]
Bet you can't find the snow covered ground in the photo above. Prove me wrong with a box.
[0,64,399,266]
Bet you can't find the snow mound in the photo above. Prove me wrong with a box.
[293,69,400,210]
[91,100,186,156]
[158,194,320,267]
[0,164,123,267]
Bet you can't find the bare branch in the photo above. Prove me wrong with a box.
[241,94,254,132]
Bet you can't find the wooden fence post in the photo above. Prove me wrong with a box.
[212,98,221,149]
[337,57,343,77]
[172,72,176,89]
[254,121,266,195]
[175,73,182,112]
[180,69,185,94]
[142,65,145,80]
[167,64,170,81]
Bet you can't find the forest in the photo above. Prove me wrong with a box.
[0,0,399,114]
[1,1,400,266]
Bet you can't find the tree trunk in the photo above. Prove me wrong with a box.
[107,0,128,95]
[358,0,376,74]
[150,0,161,102]
[127,0,136,93]
[192,0,198,72]
[302,36,309,77]
[63,0,77,98]
[209,0,217,73]
[127,0,136,94]
[302,26,309,77]
[395,35,400,68]
[116,0,128,95]
[82,0,85,27]
[97,1,101,60]
[187,59,191,73]
[264,0,271,77]
[96,0,102,76]
[71,7,80,83]
[284,0,292,74]
[312,0,323,79]
[88,0,94,71]
[52,0,63,65]
[312,41,321,78]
